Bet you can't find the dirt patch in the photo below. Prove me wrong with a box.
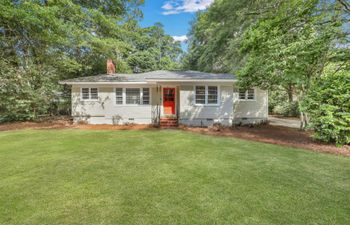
[181,125,350,157]
[1,119,349,157]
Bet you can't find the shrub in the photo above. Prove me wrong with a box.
[0,59,59,123]
[272,101,299,117]
[303,71,350,145]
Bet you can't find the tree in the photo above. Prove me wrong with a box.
[239,0,344,129]
[303,68,350,145]
[238,0,349,129]
[0,0,182,122]
[185,0,349,143]
[0,56,58,121]
[183,0,277,72]
[127,23,183,73]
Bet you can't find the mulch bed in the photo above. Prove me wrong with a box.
[1,119,349,157]
[0,119,154,131]
[181,125,350,157]
[0,119,72,131]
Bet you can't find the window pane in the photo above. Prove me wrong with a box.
[142,88,150,105]
[239,89,246,100]
[90,88,98,99]
[126,88,140,104]
[115,88,123,104]
[164,89,175,102]
[82,88,89,100]
[195,86,205,104]
[208,86,218,104]
[247,89,254,100]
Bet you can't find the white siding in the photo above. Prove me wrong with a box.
[178,85,234,126]
[233,87,268,124]
[71,83,268,126]
[71,85,160,124]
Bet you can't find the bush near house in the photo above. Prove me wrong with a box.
[303,71,350,145]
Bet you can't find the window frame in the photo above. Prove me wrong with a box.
[194,85,220,106]
[115,88,123,105]
[142,87,150,105]
[125,88,141,105]
[207,86,219,105]
[194,86,206,105]
[80,87,99,101]
[238,88,256,101]
[114,87,151,106]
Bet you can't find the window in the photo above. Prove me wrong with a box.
[164,88,175,102]
[207,86,218,104]
[115,88,123,104]
[195,86,206,104]
[126,88,140,105]
[239,89,246,100]
[195,86,219,105]
[81,88,98,100]
[116,88,150,105]
[239,88,255,100]
[142,88,150,105]
[247,89,255,100]
[90,88,98,100]
[82,88,89,100]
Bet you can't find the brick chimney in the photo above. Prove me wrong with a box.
[106,59,115,74]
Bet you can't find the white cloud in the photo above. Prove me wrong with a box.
[162,3,173,10]
[162,0,214,15]
[172,35,188,42]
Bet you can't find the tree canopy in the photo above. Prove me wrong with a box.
[185,0,349,142]
[0,0,183,121]
[239,0,349,128]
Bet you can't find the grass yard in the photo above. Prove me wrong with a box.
[0,129,349,225]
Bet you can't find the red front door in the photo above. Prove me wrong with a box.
[163,88,175,115]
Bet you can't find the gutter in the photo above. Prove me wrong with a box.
[58,81,149,85]
[146,79,236,82]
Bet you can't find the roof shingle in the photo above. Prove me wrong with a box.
[59,70,236,84]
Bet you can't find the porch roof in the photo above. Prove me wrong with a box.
[59,70,237,85]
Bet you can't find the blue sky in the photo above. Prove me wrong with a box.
[139,0,214,51]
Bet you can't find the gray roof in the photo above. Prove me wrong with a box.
[60,70,237,84]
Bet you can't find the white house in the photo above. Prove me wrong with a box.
[60,69,268,127]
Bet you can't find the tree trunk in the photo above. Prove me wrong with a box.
[300,111,306,130]
[298,89,308,130]
[299,109,310,130]
[287,84,294,103]
[286,84,295,116]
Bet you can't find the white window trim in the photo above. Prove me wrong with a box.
[114,87,152,106]
[142,87,151,105]
[115,87,123,105]
[194,85,220,106]
[238,88,256,101]
[80,87,99,101]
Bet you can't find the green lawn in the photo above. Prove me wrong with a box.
[0,130,349,225]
